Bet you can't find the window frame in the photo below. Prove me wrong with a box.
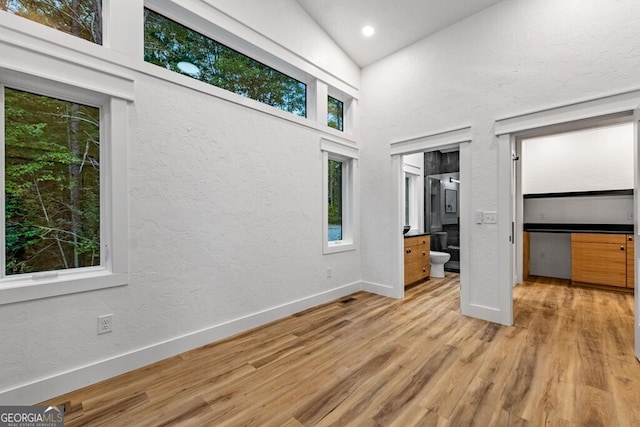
[327,95,344,132]
[0,72,129,305]
[143,4,312,119]
[322,138,358,254]
[403,168,420,231]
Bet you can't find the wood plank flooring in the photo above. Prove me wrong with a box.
[41,274,640,426]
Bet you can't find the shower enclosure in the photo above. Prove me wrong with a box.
[424,150,460,272]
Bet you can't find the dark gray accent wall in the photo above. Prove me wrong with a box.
[424,150,459,176]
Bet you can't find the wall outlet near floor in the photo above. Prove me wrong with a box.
[628,212,634,220]
[98,314,113,335]
[327,267,332,278]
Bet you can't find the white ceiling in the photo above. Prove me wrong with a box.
[295,0,504,67]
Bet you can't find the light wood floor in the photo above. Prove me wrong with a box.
[41,274,640,426]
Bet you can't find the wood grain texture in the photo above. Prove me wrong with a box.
[572,233,627,287]
[627,235,634,288]
[404,235,430,285]
[41,275,640,426]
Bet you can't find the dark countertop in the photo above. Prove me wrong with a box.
[524,223,634,234]
[404,231,430,238]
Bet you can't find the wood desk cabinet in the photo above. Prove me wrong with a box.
[627,234,635,288]
[571,233,633,288]
[404,235,430,286]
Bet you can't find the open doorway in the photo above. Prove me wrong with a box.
[518,121,634,288]
[390,126,472,308]
[495,89,640,358]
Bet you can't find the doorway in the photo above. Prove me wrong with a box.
[390,127,472,307]
[495,89,640,359]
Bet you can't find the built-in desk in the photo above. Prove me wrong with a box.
[523,224,634,289]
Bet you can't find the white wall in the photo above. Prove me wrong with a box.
[522,122,634,194]
[524,196,634,224]
[360,0,640,321]
[528,233,572,279]
[0,0,361,403]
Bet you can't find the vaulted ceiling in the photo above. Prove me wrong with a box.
[295,0,503,67]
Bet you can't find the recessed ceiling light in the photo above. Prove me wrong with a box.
[362,25,375,37]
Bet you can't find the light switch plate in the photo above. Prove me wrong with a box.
[475,211,483,224]
[483,211,498,224]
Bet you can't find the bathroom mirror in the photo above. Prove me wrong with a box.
[445,189,457,213]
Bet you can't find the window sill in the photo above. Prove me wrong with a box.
[0,271,128,305]
[324,240,357,255]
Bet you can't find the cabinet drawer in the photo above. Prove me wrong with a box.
[572,241,626,287]
[404,236,418,248]
[404,236,429,247]
[571,233,626,245]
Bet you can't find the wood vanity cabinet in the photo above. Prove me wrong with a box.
[571,233,632,288]
[404,235,430,286]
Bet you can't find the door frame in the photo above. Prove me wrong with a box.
[495,89,640,358]
[390,127,472,304]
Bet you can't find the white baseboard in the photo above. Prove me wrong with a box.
[361,280,399,298]
[0,281,362,405]
[461,303,507,325]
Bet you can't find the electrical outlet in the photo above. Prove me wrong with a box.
[98,314,113,335]
[628,212,634,220]
[327,267,332,278]
[483,211,498,224]
[539,212,546,220]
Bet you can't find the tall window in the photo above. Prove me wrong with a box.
[328,159,343,242]
[144,8,307,117]
[322,139,357,254]
[4,87,100,275]
[328,96,344,131]
[1,0,103,44]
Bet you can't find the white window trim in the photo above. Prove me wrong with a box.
[0,69,130,305]
[403,167,420,232]
[321,138,358,254]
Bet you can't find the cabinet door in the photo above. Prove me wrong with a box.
[628,235,635,288]
[404,246,420,285]
[572,241,626,287]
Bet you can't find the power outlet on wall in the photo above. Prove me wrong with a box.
[97,314,113,335]
[327,267,332,278]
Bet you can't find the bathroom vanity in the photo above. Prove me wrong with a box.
[404,232,430,286]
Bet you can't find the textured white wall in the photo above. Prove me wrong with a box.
[0,0,361,402]
[522,123,634,194]
[360,0,640,313]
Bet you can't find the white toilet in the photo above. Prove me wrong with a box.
[430,251,451,278]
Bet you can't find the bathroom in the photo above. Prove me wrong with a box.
[403,149,460,276]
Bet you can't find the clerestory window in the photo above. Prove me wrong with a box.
[143,8,307,118]
[0,0,103,44]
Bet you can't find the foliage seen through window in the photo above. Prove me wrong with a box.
[4,88,100,275]
[144,8,307,118]
[328,96,344,131]
[1,0,102,44]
